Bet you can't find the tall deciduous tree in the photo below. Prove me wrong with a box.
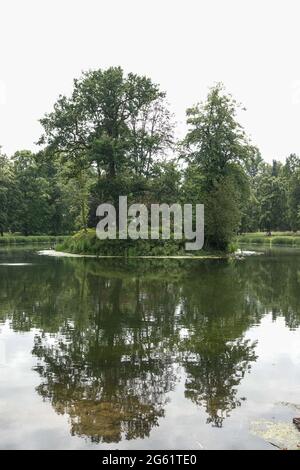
[39,67,173,226]
[182,84,254,249]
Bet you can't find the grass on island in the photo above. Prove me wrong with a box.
[57,229,229,259]
[238,232,300,246]
[0,234,69,245]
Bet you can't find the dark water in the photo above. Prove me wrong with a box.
[0,245,299,449]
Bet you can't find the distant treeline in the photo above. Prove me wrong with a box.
[1,67,300,250]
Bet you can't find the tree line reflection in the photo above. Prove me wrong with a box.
[0,250,299,441]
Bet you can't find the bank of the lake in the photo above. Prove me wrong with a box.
[238,232,300,247]
[0,234,69,245]
[56,229,230,259]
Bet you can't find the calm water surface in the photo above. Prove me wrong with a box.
[0,245,299,449]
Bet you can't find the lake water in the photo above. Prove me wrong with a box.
[0,245,299,450]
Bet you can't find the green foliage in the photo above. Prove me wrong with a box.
[39,67,174,228]
[182,83,254,181]
[241,155,300,235]
[0,149,13,235]
[257,165,289,232]
[181,84,253,250]
[7,150,76,235]
[203,175,242,250]
[288,165,300,231]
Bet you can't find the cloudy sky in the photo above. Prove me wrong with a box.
[0,0,299,161]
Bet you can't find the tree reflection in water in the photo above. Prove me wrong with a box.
[0,251,299,441]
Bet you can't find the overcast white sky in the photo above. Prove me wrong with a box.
[0,0,300,162]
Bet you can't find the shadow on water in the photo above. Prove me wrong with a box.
[0,246,300,444]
